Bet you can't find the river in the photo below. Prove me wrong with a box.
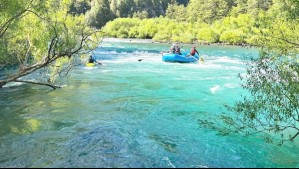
[0,38,298,167]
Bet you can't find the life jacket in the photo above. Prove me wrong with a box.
[191,48,196,55]
[89,57,94,63]
[170,45,175,53]
[175,47,180,53]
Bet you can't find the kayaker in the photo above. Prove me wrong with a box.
[88,55,102,65]
[88,55,95,63]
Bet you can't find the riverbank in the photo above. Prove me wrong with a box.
[102,37,154,43]
[102,37,254,48]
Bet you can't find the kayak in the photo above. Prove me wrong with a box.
[162,51,199,63]
[86,62,96,67]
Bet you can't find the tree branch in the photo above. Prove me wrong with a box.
[14,79,61,89]
[290,131,299,141]
[0,9,28,37]
[269,34,299,48]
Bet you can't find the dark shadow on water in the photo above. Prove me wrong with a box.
[149,134,178,153]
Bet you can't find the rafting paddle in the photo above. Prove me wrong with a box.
[138,56,153,62]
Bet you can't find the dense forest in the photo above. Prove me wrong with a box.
[67,0,298,45]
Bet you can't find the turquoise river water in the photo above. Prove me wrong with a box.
[0,38,299,167]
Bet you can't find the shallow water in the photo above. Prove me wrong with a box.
[0,39,299,167]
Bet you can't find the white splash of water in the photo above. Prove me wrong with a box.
[163,157,176,168]
[224,83,239,89]
[3,82,23,88]
[210,85,221,94]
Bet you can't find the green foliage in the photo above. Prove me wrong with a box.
[86,0,114,29]
[254,2,299,55]
[138,19,159,38]
[216,14,255,44]
[216,0,299,145]
[222,51,299,144]
[102,18,140,37]
[0,0,26,17]
[69,0,91,15]
[108,0,184,18]
[132,11,149,19]
[187,0,230,24]
[165,3,187,22]
[0,41,10,64]
[220,30,245,44]
[0,0,101,88]
[151,19,174,41]
[286,0,299,19]
[103,12,254,44]
[232,0,249,15]
[197,27,220,43]
[152,30,172,42]
[41,0,299,48]
[117,0,135,17]
[49,57,72,83]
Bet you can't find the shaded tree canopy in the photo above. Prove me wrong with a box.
[0,0,101,89]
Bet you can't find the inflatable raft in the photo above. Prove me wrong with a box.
[162,51,199,63]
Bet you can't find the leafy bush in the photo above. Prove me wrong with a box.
[197,28,220,43]
[220,29,245,44]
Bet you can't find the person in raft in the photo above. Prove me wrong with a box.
[186,46,204,61]
[169,43,176,53]
[174,45,182,55]
[188,46,199,57]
